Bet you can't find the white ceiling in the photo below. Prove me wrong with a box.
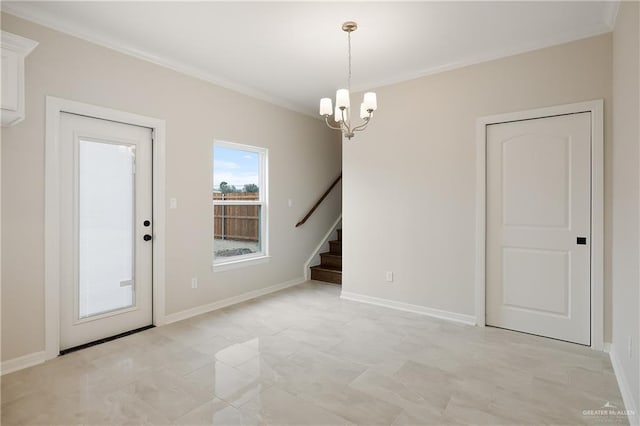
[2,1,619,116]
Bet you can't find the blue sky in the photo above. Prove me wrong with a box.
[213,145,259,190]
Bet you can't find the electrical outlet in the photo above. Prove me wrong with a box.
[191,277,198,289]
[628,336,633,358]
[385,271,393,282]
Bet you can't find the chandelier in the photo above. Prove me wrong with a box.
[319,21,377,140]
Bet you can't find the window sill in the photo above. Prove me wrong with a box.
[213,255,271,272]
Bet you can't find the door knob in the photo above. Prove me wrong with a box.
[143,234,152,241]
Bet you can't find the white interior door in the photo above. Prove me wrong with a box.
[486,112,591,345]
[59,112,153,350]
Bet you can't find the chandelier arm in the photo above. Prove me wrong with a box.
[324,116,342,131]
[342,121,352,136]
[340,108,352,134]
[352,122,369,133]
[352,117,371,132]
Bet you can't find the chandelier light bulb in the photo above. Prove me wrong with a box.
[360,103,368,119]
[319,98,333,116]
[336,89,350,109]
[363,92,377,111]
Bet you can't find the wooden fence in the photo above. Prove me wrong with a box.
[213,192,259,241]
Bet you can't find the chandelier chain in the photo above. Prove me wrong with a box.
[347,30,352,92]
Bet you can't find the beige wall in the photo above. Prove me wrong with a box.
[612,0,640,413]
[0,13,342,362]
[343,35,613,337]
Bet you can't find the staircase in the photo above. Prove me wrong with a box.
[310,229,342,284]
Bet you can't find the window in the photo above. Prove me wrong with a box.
[213,140,268,269]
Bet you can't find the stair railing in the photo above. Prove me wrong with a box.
[295,173,342,227]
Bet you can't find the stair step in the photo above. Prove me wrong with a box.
[320,252,342,268]
[310,265,342,285]
[337,229,342,241]
[329,240,342,255]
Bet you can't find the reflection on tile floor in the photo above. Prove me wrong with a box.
[1,281,627,425]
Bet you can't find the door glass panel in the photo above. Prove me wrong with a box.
[78,140,135,319]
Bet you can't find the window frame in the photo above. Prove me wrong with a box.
[212,140,269,271]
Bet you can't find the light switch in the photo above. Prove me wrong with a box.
[287,199,293,208]
[169,198,177,209]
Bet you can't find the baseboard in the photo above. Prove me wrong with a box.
[340,291,477,326]
[607,343,639,425]
[164,277,306,324]
[1,277,306,374]
[304,214,342,280]
[1,351,46,376]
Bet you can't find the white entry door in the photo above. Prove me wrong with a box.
[486,112,591,345]
[59,112,153,350]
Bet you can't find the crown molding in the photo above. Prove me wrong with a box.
[2,1,617,116]
[0,3,319,118]
[352,25,614,94]
[1,30,38,54]
[603,0,621,30]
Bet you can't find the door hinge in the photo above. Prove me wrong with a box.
[151,129,156,142]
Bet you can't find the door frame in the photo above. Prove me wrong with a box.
[44,96,167,360]
[474,99,604,350]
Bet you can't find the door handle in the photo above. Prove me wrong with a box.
[577,237,587,245]
[143,234,152,241]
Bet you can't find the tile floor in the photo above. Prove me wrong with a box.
[1,281,627,425]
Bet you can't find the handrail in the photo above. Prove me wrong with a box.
[295,173,342,227]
